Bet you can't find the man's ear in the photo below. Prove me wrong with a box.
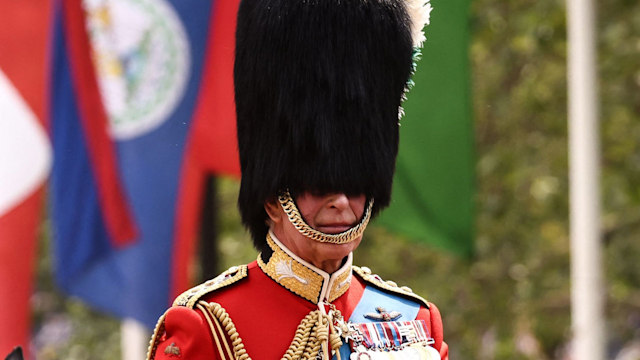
[264,197,283,224]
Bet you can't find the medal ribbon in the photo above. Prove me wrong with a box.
[349,320,432,351]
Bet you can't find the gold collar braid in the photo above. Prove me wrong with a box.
[278,190,374,244]
[259,232,353,303]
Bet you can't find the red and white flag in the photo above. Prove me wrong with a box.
[0,0,52,356]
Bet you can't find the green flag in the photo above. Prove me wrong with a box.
[376,0,474,256]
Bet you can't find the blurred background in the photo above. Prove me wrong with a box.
[1,0,639,359]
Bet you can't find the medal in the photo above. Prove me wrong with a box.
[344,320,439,360]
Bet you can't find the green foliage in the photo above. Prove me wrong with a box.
[32,0,640,358]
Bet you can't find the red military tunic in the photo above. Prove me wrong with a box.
[147,233,449,359]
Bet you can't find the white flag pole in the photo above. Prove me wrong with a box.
[566,0,605,358]
[121,318,150,360]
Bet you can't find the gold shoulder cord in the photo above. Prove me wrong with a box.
[147,265,249,360]
[197,302,234,360]
[197,300,344,360]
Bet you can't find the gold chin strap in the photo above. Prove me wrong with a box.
[278,190,374,245]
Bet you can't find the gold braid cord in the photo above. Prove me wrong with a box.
[278,190,374,245]
[197,300,344,360]
[146,312,167,360]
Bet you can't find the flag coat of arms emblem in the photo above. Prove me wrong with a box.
[50,0,240,328]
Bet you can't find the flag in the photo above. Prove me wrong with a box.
[376,0,474,256]
[0,0,52,355]
[50,0,240,328]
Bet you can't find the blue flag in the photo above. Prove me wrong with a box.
[49,0,237,328]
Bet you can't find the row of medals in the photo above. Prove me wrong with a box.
[319,307,441,360]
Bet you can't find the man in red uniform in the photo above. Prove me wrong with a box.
[147,0,448,358]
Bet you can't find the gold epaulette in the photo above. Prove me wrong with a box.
[173,265,248,309]
[352,265,430,309]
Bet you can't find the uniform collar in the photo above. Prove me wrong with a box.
[258,231,353,304]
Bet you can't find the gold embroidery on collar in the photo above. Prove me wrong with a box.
[328,267,351,302]
[258,233,352,304]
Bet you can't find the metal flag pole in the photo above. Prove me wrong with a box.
[566,0,605,358]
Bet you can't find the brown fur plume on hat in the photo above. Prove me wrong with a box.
[234,0,415,251]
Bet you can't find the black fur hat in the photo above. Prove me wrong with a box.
[235,0,416,251]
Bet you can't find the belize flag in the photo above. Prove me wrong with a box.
[50,0,240,329]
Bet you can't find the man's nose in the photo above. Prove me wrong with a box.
[326,193,350,210]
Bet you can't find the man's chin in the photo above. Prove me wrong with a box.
[314,236,362,254]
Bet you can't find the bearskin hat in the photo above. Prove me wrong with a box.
[235,0,425,251]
